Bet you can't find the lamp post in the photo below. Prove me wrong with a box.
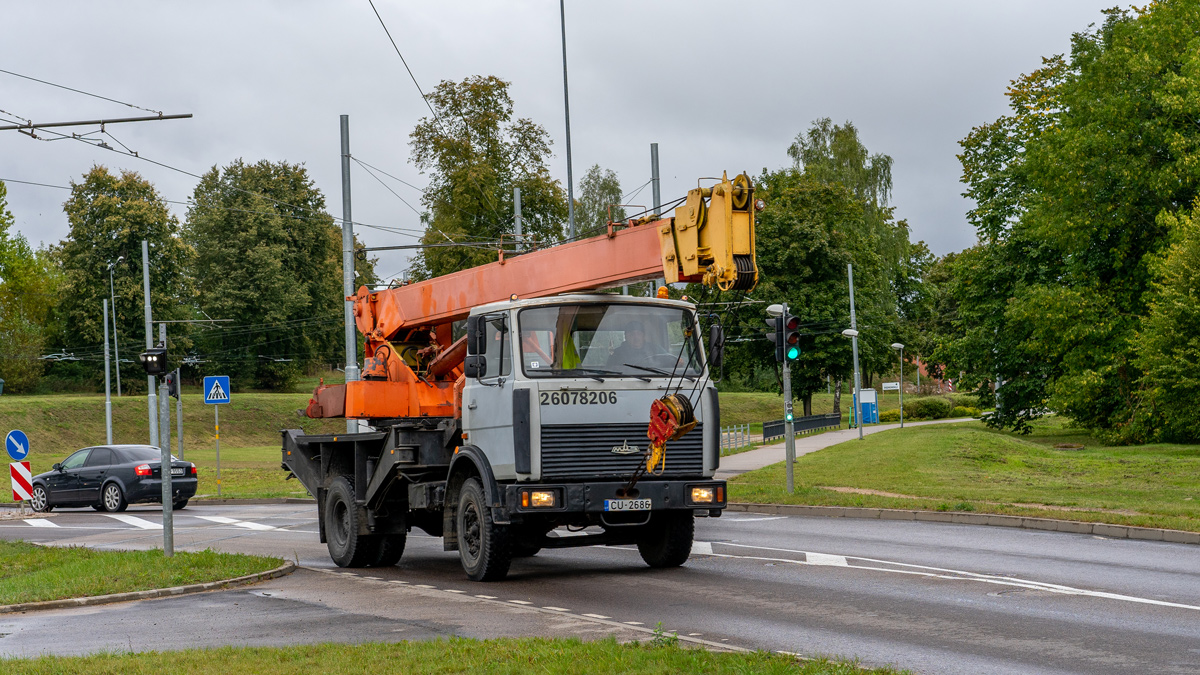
[107,256,124,397]
[842,328,862,440]
[891,342,904,428]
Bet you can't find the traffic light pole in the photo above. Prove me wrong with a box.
[142,241,157,447]
[782,302,795,495]
[175,368,184,459]
[158,323,173,557]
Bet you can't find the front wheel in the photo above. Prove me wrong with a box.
[636,511,694,568]
[456,477,512,581]
[325,477,379,567]
[30,485,52,512]
[102,483,127,513]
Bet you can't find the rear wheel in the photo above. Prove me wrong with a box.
[456,477,512,581]
[30,485,52,513]
[102,483,127,513]
[325,476,379,567]
[636,511,694,568]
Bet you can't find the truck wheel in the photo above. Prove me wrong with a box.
[325,477,379,567]
[373,534,407,567]
[457,477,512,581]
[636,511,694,568]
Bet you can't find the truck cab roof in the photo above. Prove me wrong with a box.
[467,293,696,316]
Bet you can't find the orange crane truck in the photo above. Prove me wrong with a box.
[282,173,759,581]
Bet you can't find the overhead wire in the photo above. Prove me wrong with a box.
[0,68,164,116]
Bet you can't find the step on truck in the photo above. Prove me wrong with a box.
[282,173,760,581]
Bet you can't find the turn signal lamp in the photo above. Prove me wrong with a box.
[690,486,715,504]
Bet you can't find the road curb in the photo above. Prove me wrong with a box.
[728,503,1200,545]
[0,562,297,615]
[191,497,315,505]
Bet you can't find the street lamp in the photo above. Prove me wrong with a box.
[841,328,863,440]
[891,342,904,428]
[107,256,124,397]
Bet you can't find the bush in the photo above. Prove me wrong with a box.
[951,406,980,418]
[904,397,953,420]
[948,393,982,408]
[879,409,901,422]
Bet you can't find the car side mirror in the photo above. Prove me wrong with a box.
[463,354,486,379]
[466,315,483,355]
[708,324,725,374]
[53,463,62,472]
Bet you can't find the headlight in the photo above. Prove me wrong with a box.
[691,487,715,504]
[521,489,558,508]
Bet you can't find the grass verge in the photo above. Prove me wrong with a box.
[729,417,1200,532]
[0,637,905,674]
[0,541,282,605]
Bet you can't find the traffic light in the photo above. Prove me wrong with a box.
[138,347,169,376]
[165,371,180,400]
[765,317,784,363]
[783,314,801,361]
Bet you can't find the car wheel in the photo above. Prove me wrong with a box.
[102,482,128,513]
[324,476,379,567]
[172,499,189,510]
[30,485,52,513]
[92,505,105,512]
[636,511,694,568]
[456,477,512,581]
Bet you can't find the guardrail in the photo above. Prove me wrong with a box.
[763,412,841,441]
[720,423,753,452]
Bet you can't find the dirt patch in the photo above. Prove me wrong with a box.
[818,486,921,499]
[816,486,1144,516]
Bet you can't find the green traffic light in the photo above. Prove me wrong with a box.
[785,412,794,422]
[786,346,800,360]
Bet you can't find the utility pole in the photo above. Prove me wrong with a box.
[651,143,663,297]
[142,241,157,447]
[782,302,795,495]
[175,367,184,459]
[848,263,863,441]
[340,115,359,434]
[107,258,123,396]
[513,186,522,251]
[158,322,173,557]
[103,299,112,444]
[559,0,576,239]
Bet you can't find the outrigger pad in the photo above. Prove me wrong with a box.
[306,384,346,418]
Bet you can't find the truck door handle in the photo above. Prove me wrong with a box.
[467,400,478,410]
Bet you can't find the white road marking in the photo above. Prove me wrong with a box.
[691,541,714,555]
[713,541,1200,612]
[445,589,465,594]
[475,594,497,599]
[414,584,435,589]
[509,600,532,605]
[543,606,570,612]
[363,576,381,580]
[104,514,161,529]
[723,516,789,522]
[623,621,644,625]
[389,580,408,584]
[23,519,58,528]
[195,515,276,530]
[582,613,611,619]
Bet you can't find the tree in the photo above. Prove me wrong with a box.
[0,181,54,392]
[408,75,567,279]
[184,159,361,390]
[55,167,194,392]
[951,4,1200,438]
[576,164,625,236]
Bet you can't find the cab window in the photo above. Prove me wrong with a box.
[482,314,511,380]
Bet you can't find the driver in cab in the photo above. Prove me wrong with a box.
[608,319,655,367]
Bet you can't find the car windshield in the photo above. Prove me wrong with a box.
[518,303,703,379]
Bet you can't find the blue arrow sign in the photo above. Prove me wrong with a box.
[5,430,29,461]
[203,376,231,405]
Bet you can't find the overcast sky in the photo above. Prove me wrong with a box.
[1,1,1119,282]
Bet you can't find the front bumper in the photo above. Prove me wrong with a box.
[501,479,726,519]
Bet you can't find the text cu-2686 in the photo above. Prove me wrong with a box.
[539,391,618,405]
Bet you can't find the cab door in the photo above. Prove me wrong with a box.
[76,447,114,505]
[463,312,516,479]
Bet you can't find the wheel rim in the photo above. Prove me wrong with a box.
[104,485,120,511]
[462,502,482,562]
[331,499,349,548]
[31,487,46,511]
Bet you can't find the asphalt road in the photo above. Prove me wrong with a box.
[2,503,1198,674]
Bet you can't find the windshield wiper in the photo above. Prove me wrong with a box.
[623,363,695,381]
[537,367,650,382]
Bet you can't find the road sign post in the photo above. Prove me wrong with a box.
[8,430,31,517]
[203,376,231,497]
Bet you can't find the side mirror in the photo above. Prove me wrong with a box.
[53,463,63,472]
[463,354,486,379]
[708,325,725,373]
[466,315,483,355]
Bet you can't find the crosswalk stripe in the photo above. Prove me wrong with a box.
[104,514,161,529]
[195,515,277,530]
[23,519,59,528]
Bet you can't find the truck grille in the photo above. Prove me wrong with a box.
[540,423,705,479]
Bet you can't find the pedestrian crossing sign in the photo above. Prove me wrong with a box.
[203,376,231,405]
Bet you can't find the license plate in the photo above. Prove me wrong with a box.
[604,498,651,512]
[170,467,184,476]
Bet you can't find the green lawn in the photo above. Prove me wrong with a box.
[0,638,905,674]
[730,417,1200,532]
[0,540,282,605]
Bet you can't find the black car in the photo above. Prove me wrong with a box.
[29,445,197,513]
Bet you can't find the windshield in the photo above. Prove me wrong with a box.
[120,447,179,462]
[518,304,703,379]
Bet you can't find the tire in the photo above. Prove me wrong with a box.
[92,505,105,512]
[102,482,128,513]
[373,533,407,567]
[456,477,512,581]
[30,485,52,513]
[172,499,189,510]
[636,511,694,568]
[325,476,379,567]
